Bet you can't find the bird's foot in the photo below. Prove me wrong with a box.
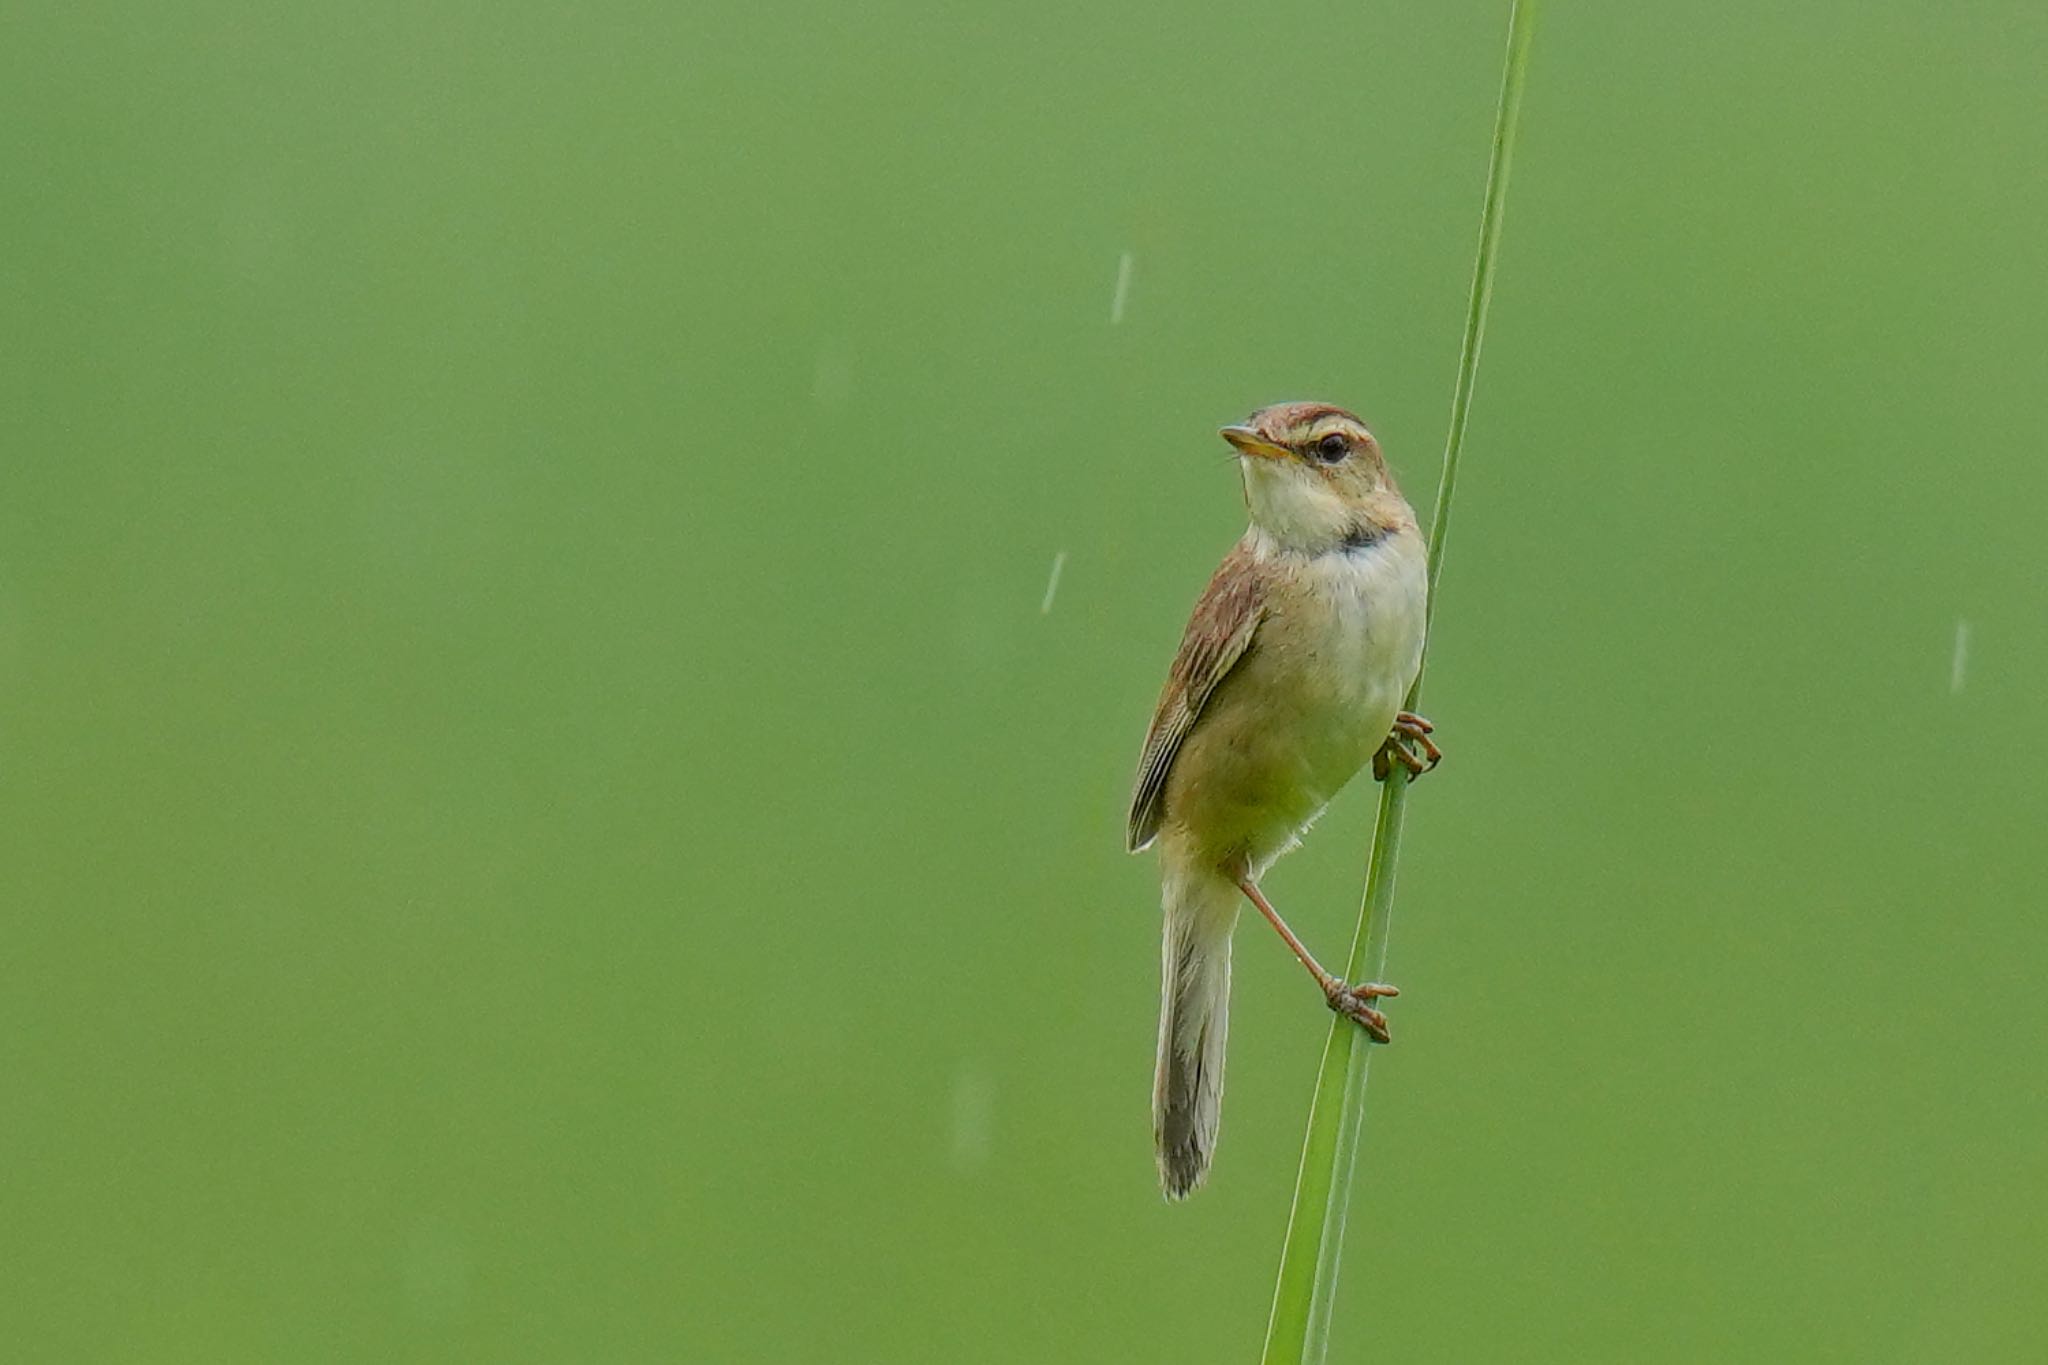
[1372,710,1442,782]
[1324,980,1400,1043]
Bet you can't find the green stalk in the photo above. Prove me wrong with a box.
[1259,4,1537,1361]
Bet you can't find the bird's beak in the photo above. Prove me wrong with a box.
[1219,425,1291,462]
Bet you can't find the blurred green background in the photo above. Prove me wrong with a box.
[6,0,2047,1359]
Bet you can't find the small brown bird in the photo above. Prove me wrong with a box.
[1128,401,1440,1199]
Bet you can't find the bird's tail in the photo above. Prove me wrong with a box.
[1153,867,1239,1199]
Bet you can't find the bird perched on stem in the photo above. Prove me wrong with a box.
[1128,401,1440,1199]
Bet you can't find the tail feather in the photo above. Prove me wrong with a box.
[1154,872,1237,1199]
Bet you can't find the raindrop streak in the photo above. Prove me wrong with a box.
[1110,251,1134,324]
[1950,618,1970,695]
[949,1064,994,1174]
[811,338,853,408]
[1040,550,1067,615]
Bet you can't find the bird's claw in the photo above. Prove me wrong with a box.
[1325,980,1400,1043]
[1373,710,1442,782]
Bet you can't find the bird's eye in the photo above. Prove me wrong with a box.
[1312,432,1350,463]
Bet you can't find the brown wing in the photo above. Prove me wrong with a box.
[1126,543,1266,852]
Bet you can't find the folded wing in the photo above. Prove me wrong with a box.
[1126,544,1266,852]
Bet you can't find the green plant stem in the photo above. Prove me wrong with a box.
[1259,4,1537,1362]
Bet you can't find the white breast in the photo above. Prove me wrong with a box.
[1290,536,1427,766]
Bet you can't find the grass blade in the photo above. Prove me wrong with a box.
[1259,4,1538,1360]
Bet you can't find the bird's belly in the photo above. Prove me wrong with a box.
[1211,682,1400,859]
[1165,546,1424,873]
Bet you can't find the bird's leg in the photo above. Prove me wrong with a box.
[1234,876,1400,1043]
[1373,710,1442,782]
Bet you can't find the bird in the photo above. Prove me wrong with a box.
[1128,401,1440,1199]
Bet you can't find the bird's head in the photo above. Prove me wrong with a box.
[1220,402,1411,554]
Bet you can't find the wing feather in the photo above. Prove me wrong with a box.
[1126,545,1266,852]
